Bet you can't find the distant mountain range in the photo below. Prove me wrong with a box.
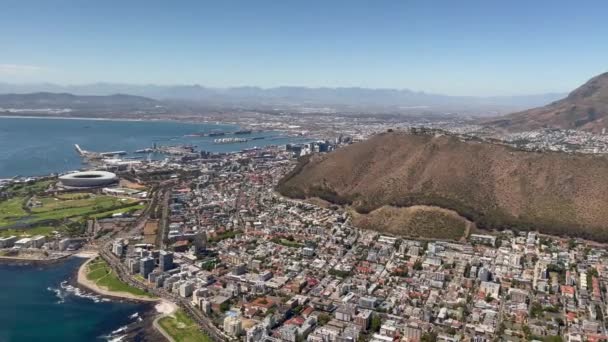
[486,72,608,132]
[0,82,565,116]
[0,92,164,117]
[0,92,157,107]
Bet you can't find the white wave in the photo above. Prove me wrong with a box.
[47,286,66,304]
[110,326,128,335]
[99,325,129,341]
[107,336,127,342]
[101,332,128,342]
[49,280,106,303]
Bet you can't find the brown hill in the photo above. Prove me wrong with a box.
[278,132,608,242]
[486,72,608,132]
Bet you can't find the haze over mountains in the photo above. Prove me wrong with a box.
[0,92,165,116]
[279,132,608,242]
[0,82,564,115]
[4,72,607,124]
[486,72,608,132]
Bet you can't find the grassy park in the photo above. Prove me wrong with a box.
[85,258,154,298]
[158,309,212,342]
[1,193,140,226]
[0,197,28,226]
[28,193,140,222]
[1,180,55,198]
[0,181,143,237]
[0,225,59,238]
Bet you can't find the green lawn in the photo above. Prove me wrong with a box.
[55,192,92,200]
[0,197,28,226]
[158,309,212,342]
[90,203,145,219]
[0,193,140,228]
[31,195,137,221]
[86,258,155,298]
[271,237,304,248]
[0,225,59,238]
[2,180,54,197]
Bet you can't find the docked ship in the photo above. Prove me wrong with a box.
[214,137,248,144]
[233,130,252,135]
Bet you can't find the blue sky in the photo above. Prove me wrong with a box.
[0,0,607,96]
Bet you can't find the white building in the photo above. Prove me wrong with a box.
[14,238,33,249]
[223,316,242,337]
[112,240,124,256]
[480,281,501,299]
[179,282,194,298]
[0,236,17,248]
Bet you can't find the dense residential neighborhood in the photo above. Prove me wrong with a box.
[3,127,608,341]
[93,143,608,342]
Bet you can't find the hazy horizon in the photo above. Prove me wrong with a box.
[2,1,608,97]
[0,80,570,98]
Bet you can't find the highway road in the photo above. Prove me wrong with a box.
[95,182,230,342]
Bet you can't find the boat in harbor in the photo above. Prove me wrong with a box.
[214,137,248,144]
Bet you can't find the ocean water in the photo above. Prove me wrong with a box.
[0,257,147,342]
[0,117,305,340]
[0,117,305,178]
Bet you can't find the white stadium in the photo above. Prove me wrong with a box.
[58,171,118,188]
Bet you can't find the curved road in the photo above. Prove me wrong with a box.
[153,314,176,342]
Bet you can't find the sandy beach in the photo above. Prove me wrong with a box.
[153,300,180,342]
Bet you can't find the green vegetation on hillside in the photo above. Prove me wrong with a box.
[158,309,212,342]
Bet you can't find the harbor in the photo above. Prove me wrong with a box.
[0,117,308,178]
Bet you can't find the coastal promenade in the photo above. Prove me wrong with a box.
[97,245,230,341]
[77,248,226,341]
[153,314,177,342]
[77,255,159,302]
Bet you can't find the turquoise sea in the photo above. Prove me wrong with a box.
[0,116,305,178]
